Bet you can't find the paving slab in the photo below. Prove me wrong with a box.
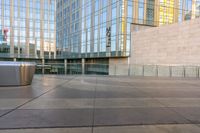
[20,98,94,109]
[0,127,92,133]
[94,124,200,133]
[0,109,93,129]
[140,89,200,98]
[95,98,164,108]
[43,87,95,98]
[0,110,11,116]
[0,75,200,131]
[0,99,30,109]
[0,76,69,99]
[172,107,200,123]
[95,86,148,98]
[93,108,189,126]
[155,98,200,107]
[0,86,43,99]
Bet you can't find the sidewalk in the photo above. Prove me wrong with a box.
[0,75,200,133]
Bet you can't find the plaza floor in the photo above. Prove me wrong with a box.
[0,75,200,133]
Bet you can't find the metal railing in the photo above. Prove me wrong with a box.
[109,64,200,78]
[35,63,200,78]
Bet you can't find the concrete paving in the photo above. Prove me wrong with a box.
[0,75,200,132]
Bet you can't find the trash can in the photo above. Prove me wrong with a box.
[0,61,36,86]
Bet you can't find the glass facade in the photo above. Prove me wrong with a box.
[159,0,200,25]
[0,30,3,43]
[0,0,56,58]
[56,0,200,59]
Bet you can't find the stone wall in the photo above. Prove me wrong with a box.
[131,18,200,66]
[109,58,129,75]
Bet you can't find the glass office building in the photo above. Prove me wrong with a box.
[56,0,200,60]
[0,0,56,59]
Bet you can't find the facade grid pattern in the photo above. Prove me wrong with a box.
[56,0,200,59]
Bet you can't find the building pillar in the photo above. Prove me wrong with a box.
[122,0,127,55]
[133,0,139,24]
[40,0,44,58]
[54,40,56,59]
[192,0,197,19]
[10,0,14,58]
[17,0,21,58]
[106,0,112,57]
[48,0,51,59]
[154,0,160,26]
[82,58,85,75]
[25,0,30,58]
[143,0,147,24]
[64,59,67,75]
[42,58,45,74]
[48,42,51,59]
[90,1,95,53]
[115,0,120,54]
[174,0,179,23]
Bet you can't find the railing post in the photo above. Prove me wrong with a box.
[13,58,16,62]
[156,65,158,77]
[142,65,144,76]
[183,66,186,78]
[115,64,116,76]
[170,66,172,77]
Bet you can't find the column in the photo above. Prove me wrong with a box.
[192,0,197,19]
[42,58,45,74]
[48,0,51,59]
[106,0,112,57]
[17,0,21,58]
[174,0,179,23]
[143,0,147,24]
[154,0,160,26]
[82,58,85,75]
[133,0,139,23]
[53,1,56,59]
[25,0,30,58]
[64,59,68,75]
[40,1,44,58]
[90,1,95,53]
[10,0,14,57]
[122,0,127,55]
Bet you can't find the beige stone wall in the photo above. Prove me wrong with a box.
[131,18,200,66]
[109,58,129,75]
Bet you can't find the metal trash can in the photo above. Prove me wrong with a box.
[0,61,36,86]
